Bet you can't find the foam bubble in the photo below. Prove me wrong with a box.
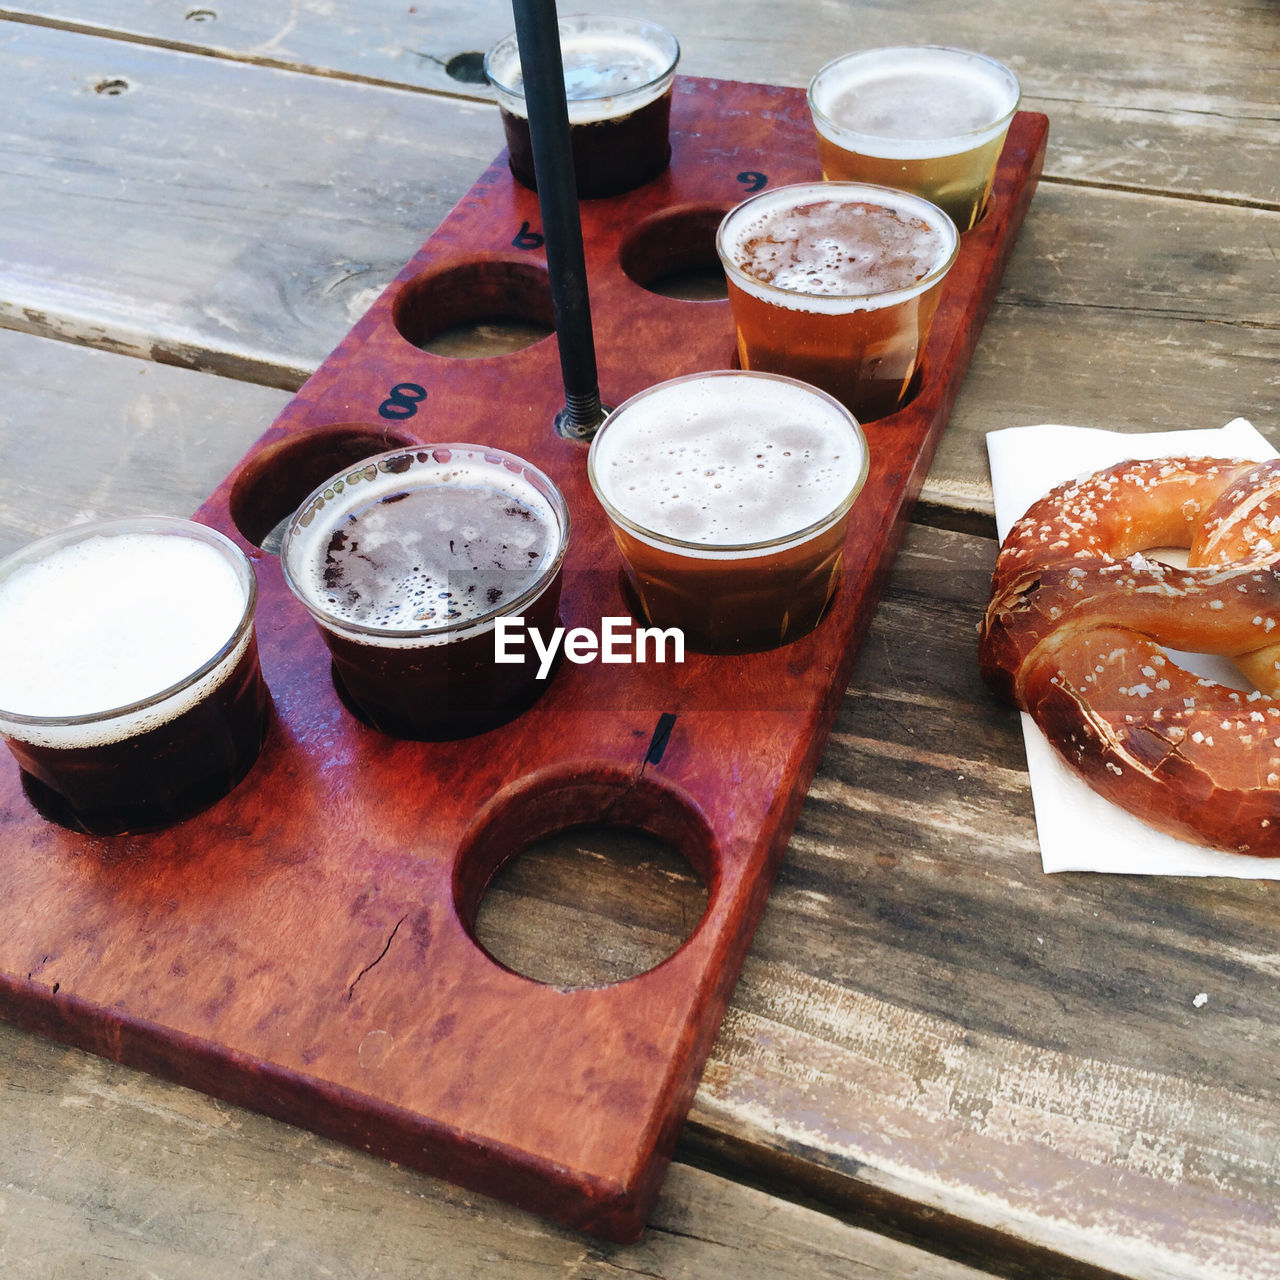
[589,374,867,557]
[283,450,566,646]
[810,46,1019,159]
[488,20,678,124]
[718,182,957,313]
[0,527,250,744]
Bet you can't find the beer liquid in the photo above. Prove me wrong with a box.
[809,46,1019,229]
[315,484,556,632]
[500,93,672,199]
[0,532,246,720]
[590,373,866,653]
[488,20,677,198]
[0,528,270,834]
[823,64,1011,142]
[721,194,954,420]
[284,454,567,739]
[10,643,269,835]
[732,199,946,298]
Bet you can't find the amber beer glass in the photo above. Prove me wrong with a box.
[281,445,570,740]
[716,181,959,423]
[808,46,1020,232]
[0,516,271,835]
[588,371,868,654]
[485,14,680,199]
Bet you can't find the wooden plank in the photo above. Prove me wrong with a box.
[925,305,1280,532]
[923,174,1280,528]
[0,1023,999,1280]
[0,329,290,555]
[0,23,504,385]
[6,1,1277,203]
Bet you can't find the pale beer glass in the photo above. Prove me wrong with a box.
[281,445,570,740]
[588,371,868,654]
[716,181,959,422]
[808,46,1020,231]
[0,516,271,835]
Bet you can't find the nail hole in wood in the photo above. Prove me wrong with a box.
[445,52,488,85]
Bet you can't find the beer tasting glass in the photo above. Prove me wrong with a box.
[715,181,959,422]
[807,45,1021,232]
[281,445,570,740]
[485,14,680,199]
[0,516,271,836]
[587,371,869,654]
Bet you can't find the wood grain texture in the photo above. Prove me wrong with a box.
[8,0,1278,203]
[0,23,504,385]
[690,523,1280,1280]
[0,328,290,555]
[0,1023,998,1280]
[3,22,1274,532]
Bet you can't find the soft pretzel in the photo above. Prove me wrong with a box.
[979,455,1280,854]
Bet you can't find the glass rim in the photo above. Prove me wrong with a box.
[280,443,571,643]
[0,515,257,729]
[587,370,869,557]
[807,44,1021,152]
[715,180,960,310]
[484,13,681,103]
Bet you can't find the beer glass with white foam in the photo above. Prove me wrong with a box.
[281,445,570,740]
[716,181,959,423]
[588,371,868,654]
[808,46,1020,232]
[485,14,680,199]
[0,516,271,835]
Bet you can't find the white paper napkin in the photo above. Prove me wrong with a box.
[986,418,1279,876]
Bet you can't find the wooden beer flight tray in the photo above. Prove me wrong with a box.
[0,78,1047,1241]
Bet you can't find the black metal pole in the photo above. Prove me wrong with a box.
[510,0,606,439]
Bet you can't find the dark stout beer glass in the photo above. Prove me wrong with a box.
[588,371,868,654]
[280,445,570,740]
[0,516,271,835]
[808,46,1020,232]
[485,14,680,199]
[716,181,959,422]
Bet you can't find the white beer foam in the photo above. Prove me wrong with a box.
[718,182,957,314]
[590,374,866,558]
[491,28,676,123]
[811,46,1019,158]
[284,454,565,648]
[0,530,250,747]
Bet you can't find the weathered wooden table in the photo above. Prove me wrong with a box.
[0,3,1276,1277]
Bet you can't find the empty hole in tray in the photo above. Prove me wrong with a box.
[393,259,555,357]
[456,769,716,989]
[619,203,730,301]
[228,423,417,551]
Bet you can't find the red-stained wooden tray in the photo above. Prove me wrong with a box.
[0,78,1047,1241]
